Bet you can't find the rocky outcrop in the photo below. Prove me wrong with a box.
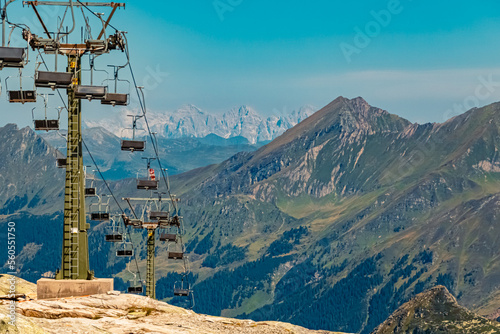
[0,291,347,334]
[372,286,500,334]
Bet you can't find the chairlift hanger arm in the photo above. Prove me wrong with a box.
[96,3,116,40]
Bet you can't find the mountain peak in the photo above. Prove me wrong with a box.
[178,104,203,114]
[372,286,500,333]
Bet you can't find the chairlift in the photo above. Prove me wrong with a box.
[31,95,62,131]
[89,195,111,221]
[74,55,108,101]
[168,252,184,260]
[137,158,159,190]
[121,115,145,152]
[56,158,67,168]
[116,241,134,257]
[105,216,123,242]
[84,167,97,196]
[105,233,123,242]
[173,279,190,297]
[5,70,36,103]
[159,233,177,242]
[102,64,129,106]
[167,231,184,259]
[85,187,96,196]
[35,71,73,90]
[125,262,143,294]
[74,85,107,100]
[150,211,169,220]
[0,4,29,69]
[0,46,26,69]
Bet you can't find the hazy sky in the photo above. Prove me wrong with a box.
[2,0,500,128]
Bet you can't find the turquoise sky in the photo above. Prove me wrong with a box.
[2,0,500,127]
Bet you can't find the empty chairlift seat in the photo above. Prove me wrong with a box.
[8,90,36,103]
[174,288,190,297]
[56,158,67,168]
[85,187,96,196]
[74,85,107,100]
[35,71,73,89]
[137,179,158,190]
[168,252,184,260]
[91,212,110,221]
[150,211,169,220]
[159,233,177,242]
[105,234,123,242]
[116,249,133,257]
[34,119,59,131]
[128,286,143,294]
[102,93,128,106]
[0,47,26,68]
[121,139,145,152]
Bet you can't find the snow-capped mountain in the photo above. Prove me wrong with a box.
[84,104,316,144]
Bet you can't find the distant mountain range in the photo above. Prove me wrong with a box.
[84,104,316,144]
[2,96,500,333]
[39,128,264,180]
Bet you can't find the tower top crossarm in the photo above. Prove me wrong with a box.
[22,0,126,55]
[22,1,125,8]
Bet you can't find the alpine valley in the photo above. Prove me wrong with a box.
[2,96,500,333]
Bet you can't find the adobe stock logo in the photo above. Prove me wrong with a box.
[340,0,412,64]
[213,0,243,21]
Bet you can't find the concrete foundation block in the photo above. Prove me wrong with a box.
[37,278,114,300]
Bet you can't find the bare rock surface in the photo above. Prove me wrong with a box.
[0,290,347,334]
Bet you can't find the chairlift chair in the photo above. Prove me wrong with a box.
[168,252,184,260]
[126,262,143,294]
[102,92,128,106]
[167,232,184,259]
[116,241,134,257]
[0,6,30,69]
[56,158,67,168]
[137,158,159,190]
[105,216,123,242]
[106,233,123,242]
[84,168,97,196]
[89,195,111,221]
[85,187,96,196]
[121,115,146,152]
[159,233,177,242]
[74,85,107,101]
[31,96,62,131]
[102,65,130,106]
[150,211,169,220]
[91,212,109,221]
[74,55,108,101]
[121,139,145,151]
[128,286,143,294]
[35,71,73,90]
[5,71,36,103]
[0,47,26,69]
[173,280,190,297]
